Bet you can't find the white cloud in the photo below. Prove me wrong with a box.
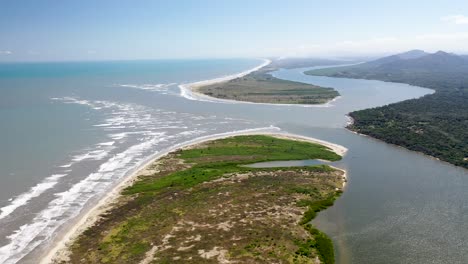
[0,50,12,55]
[441,15,468,25]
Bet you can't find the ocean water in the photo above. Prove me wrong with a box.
[0,59,467,264]
[0,59,266,263]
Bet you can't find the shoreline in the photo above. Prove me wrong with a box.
[179,58,271,102]
[179,59,340,108]
[41,129,348,263]
[346,112,467,171]
[346,125,468,171]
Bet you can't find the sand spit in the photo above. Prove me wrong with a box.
[179,59,340,108]
[41,128,347,263]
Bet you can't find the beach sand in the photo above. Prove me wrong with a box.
[179,58,271,101]
[178,58,340,107]
[189,59,272,90]
[41,129,347,264]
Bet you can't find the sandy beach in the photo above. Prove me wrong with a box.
[41,127,347,264]
[187,59,271,91]
[178,58,271,102]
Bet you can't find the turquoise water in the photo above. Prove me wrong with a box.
[0,59,466,264]
[0,59,261,201]
[0,59,265,263]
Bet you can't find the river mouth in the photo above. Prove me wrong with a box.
[271,67,467,264]
[3,60,466,264]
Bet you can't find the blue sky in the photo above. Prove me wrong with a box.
[1,0,468,61]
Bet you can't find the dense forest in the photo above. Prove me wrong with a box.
[307,50,468,168]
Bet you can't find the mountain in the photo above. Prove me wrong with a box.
[377,51,468,73]
[366,49,429,66]
[307,50,468,92]
[397,49,429,59]
[460,54,468,61]
[364,50,467,72]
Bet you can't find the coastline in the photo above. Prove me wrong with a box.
[41,128,347,263]
[179,58,271,102]
[179,59,340,108]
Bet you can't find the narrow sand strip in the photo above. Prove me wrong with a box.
[178,59,339,108]
[41,128,347,264]
[188,59,271,90]
[179,58,271,101]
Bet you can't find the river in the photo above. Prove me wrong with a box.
[0,60,466,263]
[272,67,468,264]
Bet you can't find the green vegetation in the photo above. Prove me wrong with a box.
[197,66,339,104]
[67,135,345,263]
[306,51,468,168]
[296,191,341,264]
[299,192,341,225]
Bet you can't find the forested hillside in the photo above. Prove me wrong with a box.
[306,50,468,168]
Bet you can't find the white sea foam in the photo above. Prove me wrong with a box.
[0,132,168,264]
[109,132,128,140]
[71,149,111,162]
[98,141,115,146]
[6,96,261,263]
[50,97,131,112]
[119,83,176,93]
[178,130,206,136]
[0,174,67,221]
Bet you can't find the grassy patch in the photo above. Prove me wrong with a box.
[68,135,344,263]
[125,136,340,195]
[198,68,339,104]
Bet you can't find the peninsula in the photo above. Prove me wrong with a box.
[190,60,340,105]
[49,134,346,264]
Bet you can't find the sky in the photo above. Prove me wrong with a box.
[1,0,468,61]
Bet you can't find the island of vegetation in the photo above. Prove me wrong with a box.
[195,63,340,105]
[306,50,468,169]
[60,135,346,264]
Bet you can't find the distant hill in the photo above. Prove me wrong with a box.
[377,51,468,73]
[366,49,429,66]
[307,50,468,92]
[396,49,429,59]
[306,50,468,168]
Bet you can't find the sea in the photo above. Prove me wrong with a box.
[0,59,467,264]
